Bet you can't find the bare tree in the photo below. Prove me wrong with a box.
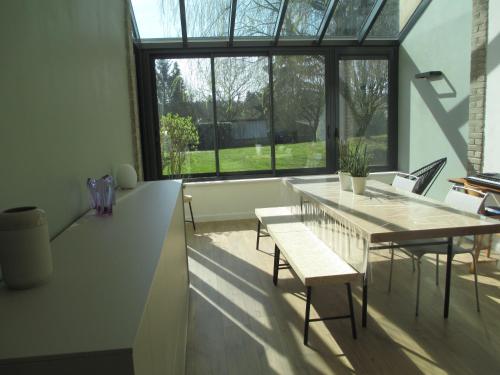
[339,60,388,138]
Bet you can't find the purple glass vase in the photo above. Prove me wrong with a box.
[87,175,115,216]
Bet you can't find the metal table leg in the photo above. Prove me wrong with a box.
[362,275,368,327]
[444,237,453,318]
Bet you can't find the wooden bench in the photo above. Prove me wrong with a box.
[255,206,298,250]
[255,207,360,345]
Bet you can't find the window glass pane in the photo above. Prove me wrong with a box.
[214,56,271,172]
[367,0,422,38]
[156,58,216,176]
[399,0,423,30]
[185,0,231,38]
[273,55,326,170]
[325,0,376,38]
[339,59,389,166]
[131,0,182,39]
[281,0,329,38]
[234,0,281,38]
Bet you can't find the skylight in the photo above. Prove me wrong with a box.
[130,0,431,45]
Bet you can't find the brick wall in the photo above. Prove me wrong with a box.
[468,0,489,174]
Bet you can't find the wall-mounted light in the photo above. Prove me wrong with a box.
[415,71,443,79]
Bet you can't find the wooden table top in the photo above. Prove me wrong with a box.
[285,176,500,243]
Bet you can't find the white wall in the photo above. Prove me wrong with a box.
[484,0,500,172]
[398,0,472,200]
[0,0,135,237]
[184,173,396,222]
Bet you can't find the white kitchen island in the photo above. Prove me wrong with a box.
[0,181,189,375]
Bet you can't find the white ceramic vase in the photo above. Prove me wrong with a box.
[0,207,53,289]
[351,176,368,195]
[116,164,137,189]
[339,171,352,191]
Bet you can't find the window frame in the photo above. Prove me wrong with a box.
[136,45,398,181]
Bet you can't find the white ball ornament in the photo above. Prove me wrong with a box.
[116,164,137,189]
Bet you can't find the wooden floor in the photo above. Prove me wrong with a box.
[185,220,500,375]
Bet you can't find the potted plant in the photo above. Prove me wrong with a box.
[338,139,352,191]
[349,141,370,195]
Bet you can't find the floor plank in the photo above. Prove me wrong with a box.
[185,220,500,375]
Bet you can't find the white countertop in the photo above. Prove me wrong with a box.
[0,181,182,363]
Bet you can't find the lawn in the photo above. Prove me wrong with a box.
[162,136,387,175]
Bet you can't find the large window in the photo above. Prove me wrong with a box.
[156,58,216,175]
[338,58,389,166]
[215,56,272,172]
[142,47,396,180]
[273,55,326,170]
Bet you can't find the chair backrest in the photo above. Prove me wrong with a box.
[444,185,487,214]
[392,173,420,193]
[411,157,447,195]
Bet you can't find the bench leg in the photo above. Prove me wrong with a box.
[256,220,261,250]
[188,202,196,231]
[304,286,312,346]
[273,245,280,286]
[362,276,368,327]
[346,283,357,339]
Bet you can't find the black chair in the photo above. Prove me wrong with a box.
[410,157,447,196]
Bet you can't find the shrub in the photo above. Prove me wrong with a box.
[160,113,199,177]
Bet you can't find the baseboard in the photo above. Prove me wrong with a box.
[194,211,255,222]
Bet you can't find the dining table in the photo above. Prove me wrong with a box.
[284,175,500,327]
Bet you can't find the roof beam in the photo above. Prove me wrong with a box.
[273,0,289,45]
[399,0,432,43]
[228,0,238,47]
[128,0,140,41]
[357,0,386,44]
[316,0,340,45]
[179,0,188,47]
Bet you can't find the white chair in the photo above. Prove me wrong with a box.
[388,185,488,316]
[391,172,420,193]
[387,173,421,274]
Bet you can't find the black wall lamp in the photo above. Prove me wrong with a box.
[415,71,443,79]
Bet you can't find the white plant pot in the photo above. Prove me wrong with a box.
[338,171,352,191]
[0,207,53,289]
[351,176,368,195]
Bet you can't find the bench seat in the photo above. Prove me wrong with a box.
[255,206,359,344]
[255,206,307,249]
[269,228,359,286]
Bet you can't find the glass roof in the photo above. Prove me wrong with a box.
[185,0,231,38]
[368,0,424,39]
[234,0,281,38]
[325,0,376,39]
[280,0,329,38]
[131,0,182,39]
[130,0,430,44]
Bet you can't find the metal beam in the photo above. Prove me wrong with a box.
[316,0,340,45]
[128,0,140,41]
[228,0,238,47]
[357,0,386,44]
[399,0,432,43]
[273,0,289,45]
[179,0,188,47]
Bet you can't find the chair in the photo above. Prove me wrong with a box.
[388,185,487,316]
[410,157,447,196]
[388,173,420,274]
[392,173,420,193]
[183,194,196,231]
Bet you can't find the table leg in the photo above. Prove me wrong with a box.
[444,237,453,318]
[362,275,368,327]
